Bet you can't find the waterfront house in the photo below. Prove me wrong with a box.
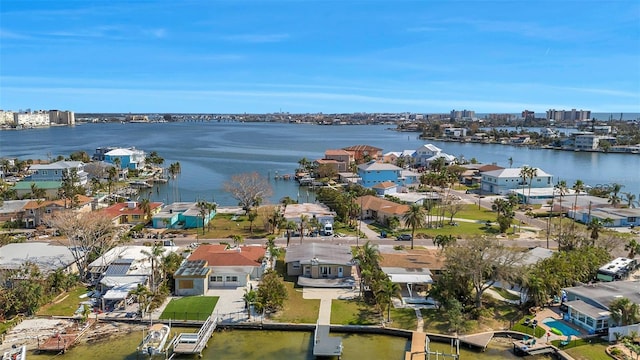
[571,207,640,228]
[88,245,178,309]
[357,161,402,188]
[187,244,266,288]
[151,202,216,229]
[0,242,80,282]
[28,161,88,185]
[412,144,456,168]
[356,195,409,226]
[104,147,146,170]
[324,149,354,172]
[443,127,467,138]
[481,167,553,196]
[314,158,343,174]
[574,133,617,151]
[342,144,383,163]
[383,150,415,166]
[22,195,94,228]
[102,201,163,225]
[173,260,211,296]
[379,248,444,305]
[284,243,354,287]
[562,280,640,335]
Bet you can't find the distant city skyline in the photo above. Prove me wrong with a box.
[1,1,639,113]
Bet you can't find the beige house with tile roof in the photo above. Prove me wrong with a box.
[356,195,409,226]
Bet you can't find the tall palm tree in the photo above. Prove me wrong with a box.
[555,180,568,238]
[376,278,402,322]
[299,215,309,244]
[623,192,637,208]
[141,242,165,293]
[139,198,152,224]
[402,204,426,250]
[129,284,152,317]
[519,166,530,205]
[608,183,624,208]
[168,162,181,202]
[525,167,538,206]
[285,220,296,247]
[572,180,585,216]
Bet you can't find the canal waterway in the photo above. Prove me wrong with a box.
[1,122,638,205]
[27,328,544,359]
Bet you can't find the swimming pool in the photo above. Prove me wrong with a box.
[542,317,582,337]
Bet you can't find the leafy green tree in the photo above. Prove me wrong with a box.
[445,298,465,334]
[587,218,613,245]
[444,237,523,309]
[402,204,426,249]
[129,284,152,317]
[626,238,640,258]
[256,270,288,313]
[433,234,456,250]
[162,252,184,293]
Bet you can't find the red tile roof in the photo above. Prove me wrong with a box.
[23,195,94,210]
[189,245,265,267]
[101,201,162,219]
[325,149,351,156]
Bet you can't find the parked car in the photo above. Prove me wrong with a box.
[396,234,412,241]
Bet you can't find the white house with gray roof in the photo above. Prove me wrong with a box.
[0,242,80,281]
[563,280,640,334]
[284,243,354,287]
[481,167,553,195]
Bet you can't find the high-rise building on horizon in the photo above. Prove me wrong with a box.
[546,109,591,122]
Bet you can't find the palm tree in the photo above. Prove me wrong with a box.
[572,180,585,216]
[587,218,613,245]
[285,220,296,247]
[608,183,624,208]
[519,166,529,205]
[141,242,165,293]
[243,288,258,319]
[247,210,258,234]
[625,238,640,258]
[298,215,309,244]
[609,297,640,326]
[168,162,181,202]
[232,234,244,247]
[555,180,568,238]
[106,166,118,196]
[139,198,152,223]
[623,192,637,208]
[376,278,402,322]
[433,234,456,250]
[129,284,152,317]
[402,204,426,250]
[525,167,538,206]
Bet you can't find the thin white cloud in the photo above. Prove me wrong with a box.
[0,29,31,40]
[220,33,290,43]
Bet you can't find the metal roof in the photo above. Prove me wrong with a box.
[284,243,353,265]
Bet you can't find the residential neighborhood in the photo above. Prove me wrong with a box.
[0,139,639,360]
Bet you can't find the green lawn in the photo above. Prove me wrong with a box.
[331,299,379,325]
[160,296,218,320]
[420,309,452,334]
[272,282,320,323]
[37,286,91,316]
[511,318,546,338]
[388,308,419,330]
[563,342,610,360]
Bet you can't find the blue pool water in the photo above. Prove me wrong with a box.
[542,317,582,337]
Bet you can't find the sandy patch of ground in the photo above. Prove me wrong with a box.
[0,318,145,353]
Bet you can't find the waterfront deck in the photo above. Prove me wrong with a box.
[405,331,426,360]
[171,316,217,356]
[36,320,94,354]
[512,339,555,356]
[405,332,460,360]
[313,323,343,358]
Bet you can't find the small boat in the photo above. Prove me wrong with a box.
[129,180,152,188]
[138,324,170,356]
[2,345,26,360]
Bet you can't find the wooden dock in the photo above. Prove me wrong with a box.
[512,339,555,356]
[313,323,343,358]
[37,319,94,354]
[405,332,460,360]
[171,316,217,357]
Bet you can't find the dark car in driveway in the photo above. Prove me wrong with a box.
[396,234,412,241]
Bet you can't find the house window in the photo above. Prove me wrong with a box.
[320,266,331,277]
[41,170,48,175]
[629,217,637,222]
[54,170,59,175]
[226,276,238,282]
[210,276,223,282]
[292,263,300,269]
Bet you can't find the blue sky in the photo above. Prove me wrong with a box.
[1,0,639,113]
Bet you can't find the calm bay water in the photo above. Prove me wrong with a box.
[1,122,638,205]
[27,329,534,360]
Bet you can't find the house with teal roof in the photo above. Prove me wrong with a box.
[152,202,216,229]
